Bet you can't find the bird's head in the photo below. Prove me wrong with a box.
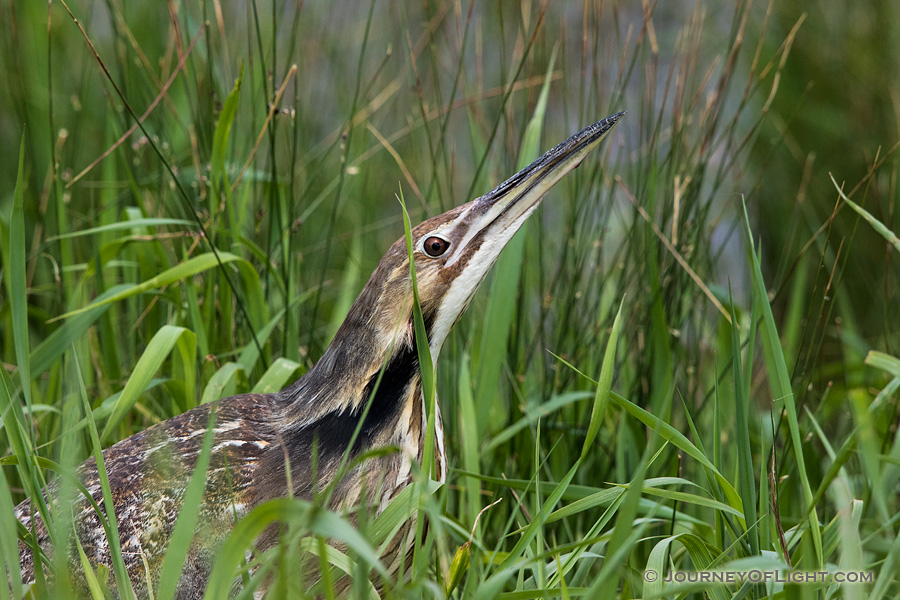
[342,113,624,370]
[277,114,621,487]
[271,114,622,508]
[284,112,621,429]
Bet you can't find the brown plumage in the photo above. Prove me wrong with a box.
[15,113,622,597]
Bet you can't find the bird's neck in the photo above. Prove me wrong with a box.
[274,286,448,503]
[279,284,436,439]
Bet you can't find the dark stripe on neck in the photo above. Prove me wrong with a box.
[354,305,436,438]
[291,307,435,460]
[287,344,418,464]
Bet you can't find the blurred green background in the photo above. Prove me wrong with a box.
[3,0,897,365]
[2,0,900,596]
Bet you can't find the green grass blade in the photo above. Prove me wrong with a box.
[398,188,440,581]
[741,199,823,567]
[485,391,593,453]
[203,499,387,600]
[540,299,626,586]
[0,361,54,551]
[75,537,108,599]
[589,497,654,596]
[74,352,135,599]
[582,299,623,460]
[56,252,249,320]
[870,527,900,600]
[0,442,22,600]
[552,352,745,512]
[729,290,758,555]
[100,325,197,442]
[29,284,129,377]
[398,189,435,427]
[297,537,380,598]
[7,136,32,410]
[474,49,556,433]
[211,66,243,194]
[498,462,579,571]
[46,218,194,241]
[865,351,900,378]
[155,409,217,600]
[617,482,744,519]
[643,534,683,599]
[369,479,442,551]
[199,362,246,405]
[832,175,900,254]
[849,390,890,524]
[457,356,483,528]
[251,358,303,394]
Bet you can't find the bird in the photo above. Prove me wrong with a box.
[15,112,623,598]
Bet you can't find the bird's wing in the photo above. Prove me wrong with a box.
[16,392,280,595]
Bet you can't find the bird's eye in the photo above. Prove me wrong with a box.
[423,236,451,258]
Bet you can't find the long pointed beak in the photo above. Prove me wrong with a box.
[422,112,623,358]
[443,112,623,270]
[473,111,624,237]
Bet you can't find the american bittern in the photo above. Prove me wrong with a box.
[16,113,622,597]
